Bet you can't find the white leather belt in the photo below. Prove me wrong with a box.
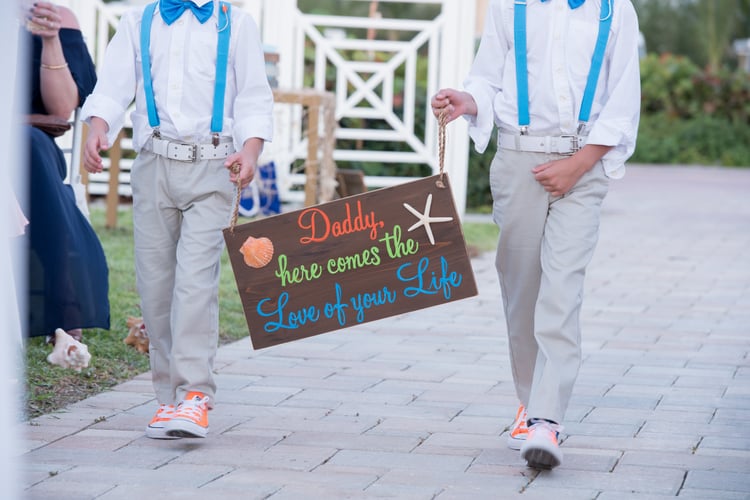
[148,137,234,162]
[498,132,587,156]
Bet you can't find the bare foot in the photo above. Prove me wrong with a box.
[46,329,83,345]
[67,329,83,342]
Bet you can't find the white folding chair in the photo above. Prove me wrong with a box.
[60,107,90,220]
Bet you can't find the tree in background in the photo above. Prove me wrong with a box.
[634,0,750,70]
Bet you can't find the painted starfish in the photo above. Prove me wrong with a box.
[403,193,454,245]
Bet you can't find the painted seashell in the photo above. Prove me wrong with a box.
[47,329,91,372]
[240,236,274,268]
[124,316,149,354]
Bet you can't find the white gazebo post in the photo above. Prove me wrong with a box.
[2,5,23,499]
[437,0,474,217]
[261,0,298,89]
[259,0,300,201]
[49,0,98,59]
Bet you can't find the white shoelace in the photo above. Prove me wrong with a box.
[528,419,563,438]
[156,404,174,417]
[175,396,208,419]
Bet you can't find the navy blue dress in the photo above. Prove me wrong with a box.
[25,28,110,337]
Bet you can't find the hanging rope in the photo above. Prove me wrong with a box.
[229,162,241,233]
[436,108,448,188]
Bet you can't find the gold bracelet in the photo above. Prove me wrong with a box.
[41,63,68,70]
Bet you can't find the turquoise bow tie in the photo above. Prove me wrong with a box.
[541,0,585,8]
[159,0,213,25]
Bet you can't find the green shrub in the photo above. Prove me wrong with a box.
[467,139,496,210]
[640,53,702,118]
[632,113,750,167]
[635,53,750,167]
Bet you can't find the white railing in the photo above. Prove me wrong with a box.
[58,0,475,213]
[263,0,474,213]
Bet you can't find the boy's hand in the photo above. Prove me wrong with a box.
[82,117,109,174]
[532,157,587,197]
[225,156,255,189]
[431,89,478,123]
[532,144,613,197]
[225,138,263,189]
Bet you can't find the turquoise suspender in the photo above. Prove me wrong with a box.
[141,1,159,132]
[211,2,231,144]
[579,0,612,126]
[140,1,231,144]
[514,0,530,133]
[513,0,613,134]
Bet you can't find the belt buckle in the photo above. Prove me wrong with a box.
[560,134,579,156]
[167,141,198,162]
[188,143,198,162]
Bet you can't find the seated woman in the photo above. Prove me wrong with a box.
[23,2,109,341]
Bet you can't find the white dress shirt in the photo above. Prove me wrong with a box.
[465,0,641,178]
[81,0,274,152]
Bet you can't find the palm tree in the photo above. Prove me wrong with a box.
[635,0,748,70]
[694,0,741,72]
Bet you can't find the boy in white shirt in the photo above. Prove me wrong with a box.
[82,0,273,439]
[431,0,640,469]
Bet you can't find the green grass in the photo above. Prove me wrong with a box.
[23,206,498,419]
[23,208,149,418]
[462,221,499,253]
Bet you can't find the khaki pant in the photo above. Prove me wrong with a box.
[489,148,609,424]
[130,150,234,407]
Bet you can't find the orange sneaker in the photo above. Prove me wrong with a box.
[507,404,528,450]
[164,392,210,438]
[520,419,563,469]
[145,404,179,440]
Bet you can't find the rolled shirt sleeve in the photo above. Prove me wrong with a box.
[231,13,274,149]
[586,1,642,178]
[463,3,509,154]
[79,11,139,146]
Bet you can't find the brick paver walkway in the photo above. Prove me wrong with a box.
[19,165,750,499]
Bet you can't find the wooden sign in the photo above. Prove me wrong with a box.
[223,174,478,349]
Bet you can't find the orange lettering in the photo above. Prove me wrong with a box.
[298,208,330,244]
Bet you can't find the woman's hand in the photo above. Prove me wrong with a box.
[26,2,65,39]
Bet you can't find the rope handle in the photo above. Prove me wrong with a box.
[436,108,448,188]
[229,162,241,233]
